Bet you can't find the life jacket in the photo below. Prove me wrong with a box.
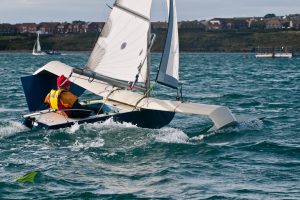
[49,89,67,111]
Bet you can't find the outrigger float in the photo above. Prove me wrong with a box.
[20,0,261,131]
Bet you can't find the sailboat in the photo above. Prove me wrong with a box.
[20,0,260,130]
[32,32,46,55]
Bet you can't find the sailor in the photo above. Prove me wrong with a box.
[44,75,91,118]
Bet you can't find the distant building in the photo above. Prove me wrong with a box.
[38,22,60,34]
[57,22,70,34]
[224,18,248,29]
[66,23,73,33]
[208,18,224,30]
[86,22,104,32]
[208,18,248,30]
[288,14,300,29]
[265,18,283,29]
[290,19,300,29]
[72,21,86,33]
[16,23,37,33]
[0,23,17,34]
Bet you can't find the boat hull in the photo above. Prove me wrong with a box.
[21,109,175,130]
[32,52,46,56]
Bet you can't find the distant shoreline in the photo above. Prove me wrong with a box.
[1,30,300,52]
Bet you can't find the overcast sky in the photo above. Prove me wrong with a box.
[1,0,300,24]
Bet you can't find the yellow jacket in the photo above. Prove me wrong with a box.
[45,89,78,111]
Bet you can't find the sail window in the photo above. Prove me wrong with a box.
[121,42,127,50]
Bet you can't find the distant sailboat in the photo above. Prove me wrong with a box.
[255,47,293,58]
[32,32,46,55]
[45,50,61,55]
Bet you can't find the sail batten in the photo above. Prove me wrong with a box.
[114,2,150,22]
[156,0,179,89]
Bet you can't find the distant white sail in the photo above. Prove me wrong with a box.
[32,32,45,55]
[36,32,41,52]
[86,0,152,85]
[156,0,179,89]
[32,42,36,54]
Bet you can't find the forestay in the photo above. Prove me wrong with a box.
[86,0,152,85]
[156,0,180,89]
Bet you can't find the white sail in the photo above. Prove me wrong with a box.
[86,0,152,85]
[36,32,41,52]
[156,0,179,89]
[32,32,45,55]
[32,42,36,54]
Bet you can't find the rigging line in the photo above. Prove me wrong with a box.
[161,0,168,22]
[106,3,113,10]
[72,71,146,90]
[136,84,181,114]
[71,75,110,85]
[70,75,114,95]
[134,82,158,110]
[144,81,157,97]
[97,87,119,115]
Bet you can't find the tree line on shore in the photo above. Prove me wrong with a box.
[1,29,300,52]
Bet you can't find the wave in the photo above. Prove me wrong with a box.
[0,107,25,113]
[71,138,105,151]
[155,127,190,144]
[213,118,264,134]
[222,93,252,99]
[0,121,29,139]
[240,141,300,156]
[62,118,138,135]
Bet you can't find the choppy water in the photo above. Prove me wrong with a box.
[0,52,299,199]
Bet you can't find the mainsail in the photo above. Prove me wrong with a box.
[86,0,152,87]
[156,0,179,89]
[32,32,44,55]
[36,32,41,52]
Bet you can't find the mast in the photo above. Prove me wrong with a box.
[146,24,151,97]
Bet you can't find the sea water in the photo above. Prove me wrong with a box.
[0,52,299,199]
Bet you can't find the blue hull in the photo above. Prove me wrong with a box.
[21,110,175,130]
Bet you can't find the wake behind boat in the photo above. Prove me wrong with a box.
[20,0,262,131]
